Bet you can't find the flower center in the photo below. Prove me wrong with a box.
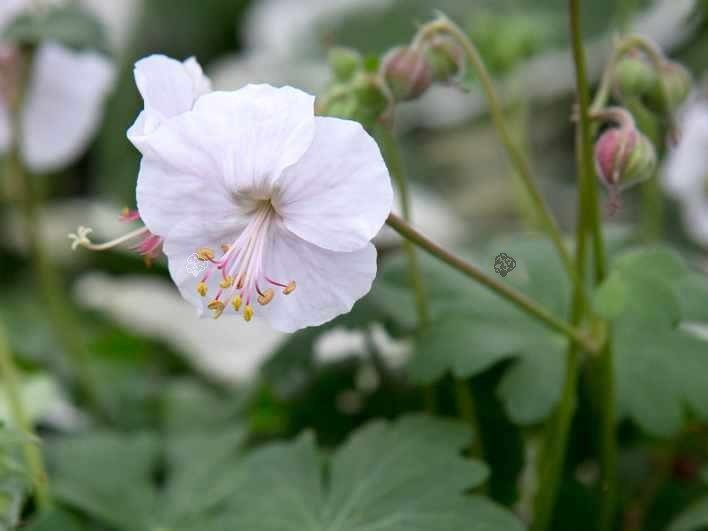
[195,200,296,321]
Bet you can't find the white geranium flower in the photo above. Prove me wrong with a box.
[662,102,708,246]
[127,54,211,155]
[0,2,115,173]
[129,78,393,332]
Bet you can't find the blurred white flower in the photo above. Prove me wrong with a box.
[662,102,708,246]
[0,2,115,173]
[130,79,392,332]
[127,55,212,155]
[314,323,411,369]
[75,273,285,384]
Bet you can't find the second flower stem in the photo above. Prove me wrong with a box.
[386,213,595,352]
[0,320,50,511]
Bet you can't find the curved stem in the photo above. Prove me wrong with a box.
[569,3,616,531]
[386,213,596,352]
[0,320,50,511]
[415,17,577,286]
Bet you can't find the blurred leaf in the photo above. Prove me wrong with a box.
[670,498,708,531]
[2,5,109,53]
[23,509,84,531]
[596,246,708,436]
[0,427,29,531]
[46,416,523,531]
[201,415,524,531]
[376,236,568,425]
[48,432,160,530]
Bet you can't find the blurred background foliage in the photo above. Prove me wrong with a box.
[2,0,708,530]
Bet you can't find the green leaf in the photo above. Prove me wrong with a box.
[202,415,523,531]
[597,247,708,436]
[669,498,708,531]
[2,5,110,53]
[381,237,569,424]
[23,509,84,531]
[48,432,160,530]
[0,428,29,531]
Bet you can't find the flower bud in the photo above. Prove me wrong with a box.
[381,46,433,102]
[328,46,362,83]
[651,61,692,112]
[594,112,656,192]
[612,52,657,101]
[424,34,465,82]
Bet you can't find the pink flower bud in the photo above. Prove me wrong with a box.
[381,46,433,102]
[594,108,657,214]
[424,34,465,83]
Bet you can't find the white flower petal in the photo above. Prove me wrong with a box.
[191,84,316,195]
[162,218,245,314]
[127,55,211,153]
[257,224,377,332]
[275,116,393,252]
[136,156,240,238]
[683,201,708,247]
[662,102,708,199]
[0,0,29,31]
[20,42,115,173]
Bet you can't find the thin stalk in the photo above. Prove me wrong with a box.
[375,127,438,415]
[531,76,591,531]
[454,379,484,458]
[386,213,596,352]
[569,3,617,531]
[375,127,430,326]
[414,17,577,285]
[5,51,107,420]
[0,320,50,510]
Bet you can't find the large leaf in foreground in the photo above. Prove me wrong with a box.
[202,415,523,531]
[48,416,524,531]
[595,247,708,436]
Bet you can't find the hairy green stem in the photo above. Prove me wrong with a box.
[386,213,596,352]
[569,3,617,531]
[0,320,50,510]
[414,16,577,285]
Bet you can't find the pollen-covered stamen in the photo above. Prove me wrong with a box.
[194,201,300,322]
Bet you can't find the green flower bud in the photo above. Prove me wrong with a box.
[650,61,692,112]
[381,46,433,102]
[316,75,390,129]
[424,34,465,82]
[327,46,362,83]
[612,53,657,101]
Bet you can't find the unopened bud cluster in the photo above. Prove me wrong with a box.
[317,27,466,128]
[612,46,692,114]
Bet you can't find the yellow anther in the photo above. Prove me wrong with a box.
[220,244,230,253]
[196,282,208,296]
[219,276,234,288]
[243,305,254,322]
[283,280,296,295]
[121,207,131,217]
[196,247,215,261]
[232,295,242,312]
[207,299,225,318]
[258,288,274,305]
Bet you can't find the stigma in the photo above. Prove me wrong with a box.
[194,202,296,321]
